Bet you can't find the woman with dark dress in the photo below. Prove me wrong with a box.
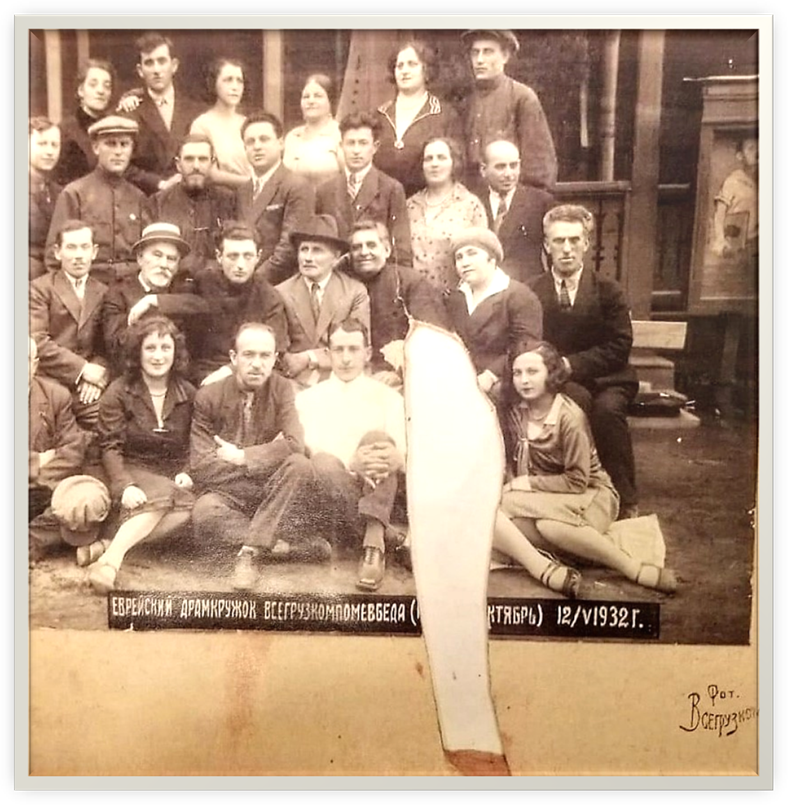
[54,58,117,187]
[374,40,460,199]
[87,315,196,593]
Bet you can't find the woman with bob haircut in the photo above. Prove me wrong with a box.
[54,58,118,186]
[283,73,343,187]
[190,57,252,187]
[492,340,678,597]
[406,135,487,292]
[374,40,460,199]
[87,314,197,593]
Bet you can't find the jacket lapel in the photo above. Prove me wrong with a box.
[80,277,105,328]
[353,167,380,217]
[498,188,526,241]
[53,271,83,324]
[252,164,283,221]
[138,97,170,147]
[288,276,317,343]
[315,272,340,341]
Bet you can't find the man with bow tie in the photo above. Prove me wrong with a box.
[528,204,640,519]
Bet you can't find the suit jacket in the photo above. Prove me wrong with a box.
[189,372,304,507]
[126,89,204,195]
[53,108,97,187]
[348,261,449,372]
[143,183,237,275]
[29,376,85,490]
[478,184,555,284]
[276,270,370,384]
[236,164,315,286]
[315,166,412,266]
[102,273,209,375]
[529,269,637,389]
[445,276,543,380]
[29,270,108,388]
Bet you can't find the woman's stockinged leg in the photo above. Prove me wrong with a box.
[493,510,579,597]
[100,510,168,571]
[535,519,677,592]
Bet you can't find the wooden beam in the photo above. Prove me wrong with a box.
[76,30,90,67]
[631,320,688,350]
[43,30,62,123]
[622,30,665,319]
[262,30,284,121]
[599,31,621,181]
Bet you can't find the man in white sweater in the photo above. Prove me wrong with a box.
[295,317,406,591]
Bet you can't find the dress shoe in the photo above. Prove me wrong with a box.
[271,537,332,564]
[356,546,385,591]
[231,546,258,591]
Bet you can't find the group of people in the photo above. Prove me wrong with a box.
[28,29,678,599]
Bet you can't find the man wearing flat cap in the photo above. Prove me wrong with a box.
[101,221,208,375]
[276,214,370,388]
[46,116,145,286]
[460,29,558,193]
[445,227,542,396]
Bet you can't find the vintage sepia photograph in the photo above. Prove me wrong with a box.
[20,15,768,780]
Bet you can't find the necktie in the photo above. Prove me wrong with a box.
[253,176,265,199]
[241,392,254,444]
[73,277,85,300]
[493,194,508,234]
[348,173,360,200]
[559,280,572,310]
[310,282,321,322]
[156,96,172,130]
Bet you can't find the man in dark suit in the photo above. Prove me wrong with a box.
[190,323,314,590]
[476,138,554,284]
[236,111,315,286]
[529,204,639,518]
[346,219,449,380]
[101,222,208,375]
[276,215,370,388]
[123,32,203,196]
[191,221,289,386]
[30,220,109,428]
[315,112,412,267]
[29,117,62,280]
[143,134,237,276]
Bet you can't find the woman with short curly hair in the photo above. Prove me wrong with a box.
[88,315,197,593]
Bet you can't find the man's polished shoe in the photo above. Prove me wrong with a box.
[356,546,385,591]
[231,546,258,591]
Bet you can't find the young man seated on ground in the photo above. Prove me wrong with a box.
[189,322,316,591]
[295,317,408,592]
[28,337,112,566]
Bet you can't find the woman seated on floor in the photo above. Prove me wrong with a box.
[492,340,678,598]
[87,315,197,593]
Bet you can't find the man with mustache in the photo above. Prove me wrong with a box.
[143,134,236,275]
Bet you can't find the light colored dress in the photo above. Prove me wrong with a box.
[406,182,487,292]
[190,110,253,179]
[283,119,342,187]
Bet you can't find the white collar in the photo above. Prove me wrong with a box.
[147,84,175,106]
[345,163,373,186]
[301,272,332,292]
[488,186,516,211]
[458,267,510,314]
[551,265,583,291]
[253,160,281,187]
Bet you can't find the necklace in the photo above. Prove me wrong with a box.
[527,407,550,422]
[424,189,452,207]
[149,389,167,398]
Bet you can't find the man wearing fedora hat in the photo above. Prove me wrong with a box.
[101,221,208,376]
[46,115,146,286]
[459,29,557,193]
[276,214,370,388]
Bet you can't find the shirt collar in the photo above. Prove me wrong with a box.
[148,84,175,106]
[302,272,332,292]
[458,266,510,312]
[551,265,583,292]
[63,271,87,290]
[489,186,516,211]
[518,392,563,426]
[253,160,281,187]
[137,272,154,293]
[345,163,372,186]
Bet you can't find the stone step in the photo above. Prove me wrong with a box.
[630,349,676,391]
